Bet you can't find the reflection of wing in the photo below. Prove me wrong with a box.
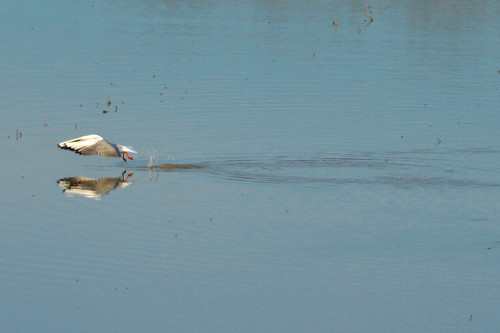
[57,176,132,200]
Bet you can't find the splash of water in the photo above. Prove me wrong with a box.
[147,150,159,168]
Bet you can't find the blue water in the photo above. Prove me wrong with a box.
[1,0,500,332]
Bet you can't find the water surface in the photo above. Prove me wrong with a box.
[1,0,500,332]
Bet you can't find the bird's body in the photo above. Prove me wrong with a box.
[58,134,136,161]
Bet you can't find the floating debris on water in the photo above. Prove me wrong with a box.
[106,97,111,107]
[364,8,374,29]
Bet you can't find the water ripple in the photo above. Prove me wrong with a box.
[146,151,500,189]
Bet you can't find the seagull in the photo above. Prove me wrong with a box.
[58,134,137,162]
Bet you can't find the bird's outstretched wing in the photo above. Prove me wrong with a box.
[58,134,120,158]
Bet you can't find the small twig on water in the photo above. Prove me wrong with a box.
[364,8,374,22]
[363,8,374,30]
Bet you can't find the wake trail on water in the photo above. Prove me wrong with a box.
[138,149,500,189]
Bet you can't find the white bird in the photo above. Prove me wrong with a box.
[58,134,137,162]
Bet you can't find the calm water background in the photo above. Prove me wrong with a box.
[1,0,500,332]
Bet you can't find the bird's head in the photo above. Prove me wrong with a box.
[118,145,137,154]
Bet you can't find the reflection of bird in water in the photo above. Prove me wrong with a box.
[57,171,133,200]
[58,134,137,162]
